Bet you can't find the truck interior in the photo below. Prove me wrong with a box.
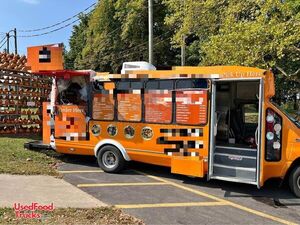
[212,80,261,184]
[215,81,259,148]
[56,76,89,106]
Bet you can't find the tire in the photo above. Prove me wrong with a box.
[289,166,300,198]
[97,145,125,173]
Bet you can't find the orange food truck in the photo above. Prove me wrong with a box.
[25,64,300,197]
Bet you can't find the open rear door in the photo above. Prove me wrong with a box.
[208,78,263,187]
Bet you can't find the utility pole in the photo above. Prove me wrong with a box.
[14,28,17,55]
[181,35,186,66]
[181,0,186,66]
[6,33,10,54]
[148,0,153,65]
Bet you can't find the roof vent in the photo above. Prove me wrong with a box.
[121,61,156,74]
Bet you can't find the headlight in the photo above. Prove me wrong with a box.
[266,132,274,141]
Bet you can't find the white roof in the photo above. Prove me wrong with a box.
[121,61,156,74]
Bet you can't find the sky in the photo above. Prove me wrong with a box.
[0,0,96,55]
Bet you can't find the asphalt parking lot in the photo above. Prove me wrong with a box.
[58,156,300,224]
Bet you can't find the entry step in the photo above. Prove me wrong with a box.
[214,152,256,168]
[215,146,257,157]
[213,163,256,181]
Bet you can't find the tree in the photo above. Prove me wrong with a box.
[65,0,178,73]
[164,0,229,65]
[64,14,90,70]
[164,0,299,110]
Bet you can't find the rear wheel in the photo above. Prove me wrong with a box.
[97,145,125,173]
[289,166,300,197]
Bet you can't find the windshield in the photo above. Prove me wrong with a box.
[272,102,300,128]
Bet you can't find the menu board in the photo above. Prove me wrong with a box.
[145,90,172,123]
[117,93,142,121]
[93,93,114,120]
[176,90,208,125]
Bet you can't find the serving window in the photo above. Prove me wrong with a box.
[176,79,208,89]
[144,80,174,124]
[91,78,208,125]
[175,89,208,125]
[92,82,115,121]
[116,81,142,122]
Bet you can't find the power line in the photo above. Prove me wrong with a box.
[18,17,82,38]
[101,31,172,62]
[4,1,162,35]
[65,30,172,69]
[2,1,165,39]
[64,33,171,68]
[0,36,6,46]
[19,2,97,33]
[111,30,172,56]
[66,30,170,65]
[0,40,7,49]
[121,35,171,60]
[18,13,123,38]
[17,5,103,38]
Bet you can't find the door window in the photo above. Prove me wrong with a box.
[244,104,258,124]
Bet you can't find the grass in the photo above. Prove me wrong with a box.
[0,136,63,176]
[0,137,144,224]
[0,207,144,225]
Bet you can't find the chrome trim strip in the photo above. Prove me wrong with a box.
[256,78,264,188]
[216,145,257,152]
[213,163,256,172]
[208,81,216,180]
[214,152,256,160]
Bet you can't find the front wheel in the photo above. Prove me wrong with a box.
[289,166,300,197]
[97,145,125,173]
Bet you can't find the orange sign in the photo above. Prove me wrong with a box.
[117,93,141,122]
[27,43,64,72]
[93,93,114,120]
[145,90,172,123]
[176,90,208,125]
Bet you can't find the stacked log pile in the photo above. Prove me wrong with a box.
[0,52,27,71]
[0,69,51,135]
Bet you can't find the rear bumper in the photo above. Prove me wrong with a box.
[24,141,53,151]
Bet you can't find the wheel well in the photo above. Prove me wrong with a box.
[95,143,130,161]
[284,157,300,182]
[96,144,117,156]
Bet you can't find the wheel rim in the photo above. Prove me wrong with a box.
[297,176,300,190]
[102,151,118,169]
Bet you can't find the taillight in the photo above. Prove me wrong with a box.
[265,108,282,161]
